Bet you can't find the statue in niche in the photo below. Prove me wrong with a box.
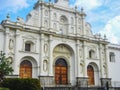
[9,39,14,50]
[79,49,82,58]
[53,13,57,20]
[44,43,48,54]
[53,23,57,29]
[44,20,48,27]
[43,60,48,71]
[103,64,107,77]
[80,63,84,73]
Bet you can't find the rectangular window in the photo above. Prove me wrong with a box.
[109,52,115,62]
[25,43,31,51]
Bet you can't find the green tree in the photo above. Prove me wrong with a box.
[0,51,13,82]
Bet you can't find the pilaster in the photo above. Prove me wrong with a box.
[82,41,87,77]
[14,29,20,75]
[4,27,10,56]
[99,43,103,78]
[40,34,45,75]
[75,9,78,36]
[81,8,86,36]
[40,3,45,29]
[48,3,53,32]
[48,35,53,76]
[104,45,109,78]
[76,40,80,77]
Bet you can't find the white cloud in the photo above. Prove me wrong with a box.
[74,0,104,11]
[100,16,120,44]
[0,0,29,13]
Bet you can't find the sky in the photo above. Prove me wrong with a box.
[0,0,120,44]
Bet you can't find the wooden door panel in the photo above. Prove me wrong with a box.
[20,66,32,78]
[87,65,94,85]
[55,66,68,85]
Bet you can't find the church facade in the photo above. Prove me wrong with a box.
[0,0,120,87]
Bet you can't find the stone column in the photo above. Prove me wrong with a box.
[99,43,103,78]
[76,40,80,77]
[75,10,78,36]
[81,8,86,36]
[41,3,45,29]
[104,45,109,78]
[76,41,88,87]
[40,34,45,75]
[4,27,10,55]
[83,41,87,77]
[48,3,52,31]
[14,29,20,75]
[48,35,54,85]
[48,35,53,76]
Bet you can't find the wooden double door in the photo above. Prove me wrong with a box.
[55,58,68,85]
[87,65,94,85]
[20,60,32,78]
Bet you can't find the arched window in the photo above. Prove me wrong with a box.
[59,15,68,35]
[89,50,95,59]
[25,41,34,52]
[109,52,115,62]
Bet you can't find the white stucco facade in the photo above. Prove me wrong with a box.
[0,0,120,87]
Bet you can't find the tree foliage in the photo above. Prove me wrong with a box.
[0,51,13,82]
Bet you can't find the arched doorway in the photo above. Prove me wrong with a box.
[55,58,68,85]
[87,65,94,85]
[20,60,32,78]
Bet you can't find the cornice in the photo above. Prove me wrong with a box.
[108,46,120,51]
[1,20,108,45]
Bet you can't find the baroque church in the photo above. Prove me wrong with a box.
[0,0,120,87]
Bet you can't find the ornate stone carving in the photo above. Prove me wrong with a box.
[80,63,84,73]
[44,20,48,27]
[43,60,48,71]
[103,63,107,77]
[44,43,48,54]
[53,23,57,29]
[9,39,14,50]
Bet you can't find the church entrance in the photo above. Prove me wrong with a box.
[55,58,68,85]
[87,65,94,85]
[20,60,32,78]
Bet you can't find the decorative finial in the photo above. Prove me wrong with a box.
[81,7,84,12]
[17,16,20,22]
[99,33,101,38]
[39,0,44,3]
[6,13,10,20]
[104,34,107,40]
[75,5,77,10]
